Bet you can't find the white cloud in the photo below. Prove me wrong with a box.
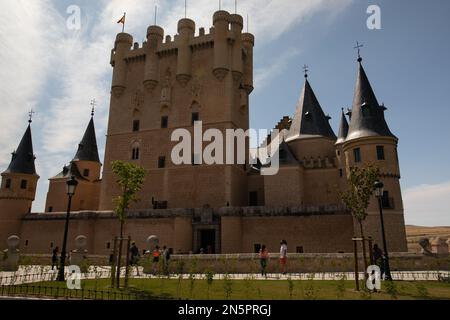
[404,181,450,227]
[254,48,301,91]
[0,0,354,211]
[0,0,63,168]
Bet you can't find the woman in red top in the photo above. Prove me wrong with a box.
[259,245,269,277]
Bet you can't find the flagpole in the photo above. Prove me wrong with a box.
[122,12,126,33]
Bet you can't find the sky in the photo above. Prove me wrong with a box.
[0,0,449,227]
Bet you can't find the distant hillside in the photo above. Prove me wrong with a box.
[406,225,450,253]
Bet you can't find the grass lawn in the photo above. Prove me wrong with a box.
[21,278,450,300]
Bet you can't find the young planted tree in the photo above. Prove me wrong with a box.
[111,160,146,288]
[340,165,380,276]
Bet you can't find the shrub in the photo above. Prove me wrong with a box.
[287,277,295,300]
[415,283,429,299]
[223,273,233,300]
[205,269,215,300]
[336,274,346,299]
[384,280,398,300]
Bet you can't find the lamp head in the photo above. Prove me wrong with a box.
[374,181,384,197]
[66,175,78,196]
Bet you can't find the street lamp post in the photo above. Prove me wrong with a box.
[57,175,78,282]
[374,181,392,281]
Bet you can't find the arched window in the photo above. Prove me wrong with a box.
[131,142,140,160]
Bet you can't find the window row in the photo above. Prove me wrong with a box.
[2,178,28,190]
[353,145,386,163]
[132,113,200,132]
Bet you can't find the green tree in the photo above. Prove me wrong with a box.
[111,160,146,288]
[340,165,380,276]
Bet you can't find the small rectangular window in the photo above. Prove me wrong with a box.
[353,148,361,163]
[339,169,343,178]
[249,191,258,206]
[158,156,166,169]
[377,146,385,160]
[106,242,111,249]
[161,116,168,128]
[382,191,393,209]
[83,169,90,177]
[254,244,261,254]
[20,180,28,189]
[25,240,29,246]
[50,242,54,248]
[191,112,200,125]
[133,120,140,132]
[5,179,11,189]
[296,246,304,254]
[48,206,53,213]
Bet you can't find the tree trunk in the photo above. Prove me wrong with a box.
[359,220,369,280]
[116,220,124,288]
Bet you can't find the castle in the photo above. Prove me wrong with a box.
[0,11,407,255]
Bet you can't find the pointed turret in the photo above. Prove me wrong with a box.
[73,116,100,163]
[286,77,336,142]
[336,109,349,145]
[4,122,36,175]
[346,59,396,142]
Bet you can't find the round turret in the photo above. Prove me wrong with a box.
[241,33,254,93]
[112,33,133,98]
[213,11,231,81]
[176,19,195,87]
[144,26,164,92]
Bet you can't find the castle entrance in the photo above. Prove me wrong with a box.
[200,229,216,254]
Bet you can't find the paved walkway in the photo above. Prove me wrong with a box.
[1,266,449,286]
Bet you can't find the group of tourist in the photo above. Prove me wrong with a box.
[128,242,171,275]
[258,240,288,277]
[52,239,385,277]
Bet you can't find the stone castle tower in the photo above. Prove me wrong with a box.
[99,11,254,210]
[0,10,407,254]
[338,57,407,249]
[0,119,39,245]
[44,113,102,213]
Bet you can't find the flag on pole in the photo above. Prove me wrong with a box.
[117,13,126,25]
[117,12,126,32]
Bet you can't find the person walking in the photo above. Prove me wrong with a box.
[51,247,59,270]
[372,244,385,278]
[152,245,161,275]
[162,246,171,276]
[129,242,140,276]
[279,240,288,275]
[259,245,269,277]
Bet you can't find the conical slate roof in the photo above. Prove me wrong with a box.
[286,78,336,142]
[4,123,36,175]
[51,161,88,181]
[346,60,396,141]
[73,117,100,163]
[336,109,349,145]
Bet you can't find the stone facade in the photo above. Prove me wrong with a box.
[0,10,408,255]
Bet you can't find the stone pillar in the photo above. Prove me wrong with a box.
[2,235,20,271]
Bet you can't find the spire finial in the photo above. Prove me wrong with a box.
[303,64,309,79]
[28,109,35,124]
[90,99,97,117]
[354,41,363,62]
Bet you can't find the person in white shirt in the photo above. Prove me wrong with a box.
[279,240,288,275]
